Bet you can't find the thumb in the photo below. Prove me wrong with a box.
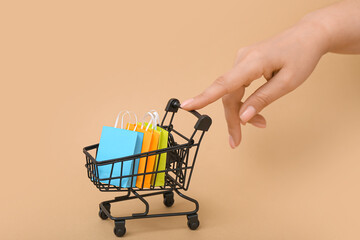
[239,69,296,123]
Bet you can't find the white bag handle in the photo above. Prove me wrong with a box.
[149,110,160,127]
[114,111,129,129]
[114,111,138,131]
[127,111,139,131]
[140,112,156,131]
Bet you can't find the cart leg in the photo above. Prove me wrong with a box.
[114,220,126,237]
[98,190,131,220]
[114,189,131,201]
[174,188,199,214]
[131,189,150,217]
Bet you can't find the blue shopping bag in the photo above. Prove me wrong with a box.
[96,112,144,188]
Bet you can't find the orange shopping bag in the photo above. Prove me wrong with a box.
[127,112,160,188]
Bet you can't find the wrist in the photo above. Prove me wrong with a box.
[297,12,333,56]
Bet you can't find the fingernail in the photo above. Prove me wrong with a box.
[240,106,256,123]
[181,98,194,108]
[229,135,236,149]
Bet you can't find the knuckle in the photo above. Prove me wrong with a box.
[254,91,271,107]
[245,48,263,61]
[214,76,230,94]
[279,72,297,91]
[215,75,226,85]
[241,64,263,86]
[236,47,247,57]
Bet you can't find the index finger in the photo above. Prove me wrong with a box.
[181,60,263,110]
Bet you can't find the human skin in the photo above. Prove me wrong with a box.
[180,0,360,148]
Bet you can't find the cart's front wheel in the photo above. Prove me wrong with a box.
[187,214,200,230]
[163,192,174,207]
[114,221,126,237]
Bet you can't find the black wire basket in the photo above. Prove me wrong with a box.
[83,98,212,237]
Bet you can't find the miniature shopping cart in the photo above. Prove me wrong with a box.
[83,98,212,237]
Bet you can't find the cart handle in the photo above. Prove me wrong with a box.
[165,98,212,132]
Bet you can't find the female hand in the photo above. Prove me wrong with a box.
[181,0,360,148]
[181,19,328,148]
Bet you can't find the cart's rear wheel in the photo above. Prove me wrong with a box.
[98,209,108,220]
[114,221,126,237]
[98,202,111,220]
[163,192,174,207]
[187,214,200,230]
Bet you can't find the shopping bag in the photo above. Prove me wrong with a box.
[126,121,153,188]
[119,112,144,188]
[150,126,168,187]
[128,112,160,188]
[142,118,160,188]
[145,111,169,187]
[96,111,143,187]
[126,122,143,188]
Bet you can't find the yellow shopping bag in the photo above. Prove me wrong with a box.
[151,125,168,186]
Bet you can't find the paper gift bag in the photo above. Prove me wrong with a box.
[144,111,169,187]
[142,124,160,188]
[118,112,145,188]
[151,125,168,187]
[126,122,153,188]
[122,123,144,188]
[128,112,160,188]
[96,112,143,188]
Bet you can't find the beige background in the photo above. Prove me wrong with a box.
[1,0,360,239]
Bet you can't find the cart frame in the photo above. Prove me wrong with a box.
[83,98,212,237]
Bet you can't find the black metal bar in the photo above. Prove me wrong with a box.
[141,154,149,189]
[152,152,162,189]
[165,174,184,189]
[174,188,199,213]
[185,131,205,190]
[168,112,176,128]
[83,98,212,235]
[88,142,192,166]
[129,158,136,188]
[170,128,191,142]
[131,189,149,217]
[96,165,192,180]
[107,163,115,189]
[120,160,123,189]
[160,111,168,127]
[101,188,198,221]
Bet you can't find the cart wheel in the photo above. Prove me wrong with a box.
[98,203,111,220]
[163,192,174,207]
[98,209,108,220]
[187,214,200,230]
[114,221,126,237]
